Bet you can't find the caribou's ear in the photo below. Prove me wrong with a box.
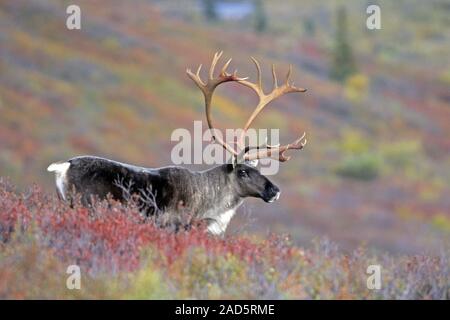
[226,163,235,172]
[245,159,259,167]
[226,155,238,172]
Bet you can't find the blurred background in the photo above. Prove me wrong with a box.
[0,0,449,255]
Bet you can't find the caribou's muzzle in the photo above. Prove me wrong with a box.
[262,183,281,203]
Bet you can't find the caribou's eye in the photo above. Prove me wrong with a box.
[238,169,249,178]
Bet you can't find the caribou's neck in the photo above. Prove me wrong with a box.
[197,164,243,235]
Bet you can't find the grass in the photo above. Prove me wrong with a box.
[0,178,448,299]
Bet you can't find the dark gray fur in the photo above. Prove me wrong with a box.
[48,156,280,235]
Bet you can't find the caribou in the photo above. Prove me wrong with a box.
[47,52,307,235]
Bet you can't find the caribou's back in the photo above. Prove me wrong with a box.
[48,156,182,212]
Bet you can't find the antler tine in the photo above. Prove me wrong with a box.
[195,64,205,86]
[285,64,292,85]
[250,56,263,93]
[266,140,281,148]
[221,58,232,75]
[236,136,281,163]
[244,132,307,162]
[279,132,307,162]
[209,51,223,80]
[272,64,278,89]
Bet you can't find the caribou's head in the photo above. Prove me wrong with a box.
[227,163,280,203]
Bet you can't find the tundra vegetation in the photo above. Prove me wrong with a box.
[0,0,449,299]
[0,180,448,299]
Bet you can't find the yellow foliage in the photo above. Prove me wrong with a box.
[439,68,450,85]
[103,37,121,51]
[124,266,170,299]
[167,248,249,299]
[213,95,243,121]
[13,30,71,59]
[431,214,450,233]
[381,140,422,168]
[340,130,370,154]
[256,110,286,131]
[418,185,440,202]
[12,31,35,52]
[344,73,369,103]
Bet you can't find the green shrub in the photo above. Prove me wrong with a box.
[124,265,170,299]
[381,140,422,168]
[335,153,380,181]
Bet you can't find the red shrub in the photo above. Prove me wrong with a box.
[0,179,293,275]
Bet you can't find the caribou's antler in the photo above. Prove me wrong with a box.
[187,52,307,163]
[186,51,246,156]
[236,58,306,149]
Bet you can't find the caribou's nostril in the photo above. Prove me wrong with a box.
[270,185,280,195]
